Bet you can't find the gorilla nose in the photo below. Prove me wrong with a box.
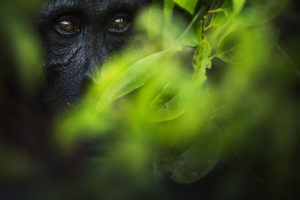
[80,71,96,95]
[80,56,105,93]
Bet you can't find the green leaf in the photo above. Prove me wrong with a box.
[218,0,233,17]
[149,86,187,122]
[210,11,227,27]
[242,0,288,25]
[96,51,170,111]
[173,0,198,15]
[232,0,246,16]
[181,27,201,47]
[164,0,175,22]
[179,7,205,47]
[215,30,244,64]
[154,121,222,183]
[193,39,212,83]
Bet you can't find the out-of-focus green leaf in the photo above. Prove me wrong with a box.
[181,27,201,47]
[243,0,288,24]
[154,121,222,184]
[232,0,246,16]
[210,11,228,27]
[215,30,244,64]
[193,39,212,83]
[179,7,206,47]
[164,0,175,22]
[96,51,172,111]
[149,83,187,122]
[173,0,198,15]
[216,0,233,17]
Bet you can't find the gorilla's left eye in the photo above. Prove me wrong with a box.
[108,14,131,32]
[55,17,80,35]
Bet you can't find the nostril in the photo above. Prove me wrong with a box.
[80,73,94,94]
[80,58,103,93]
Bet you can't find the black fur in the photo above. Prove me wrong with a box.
[37,0,150,111]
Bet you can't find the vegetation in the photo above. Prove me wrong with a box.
[0,0,299,199]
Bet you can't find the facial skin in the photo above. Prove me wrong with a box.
[37,0,150,111]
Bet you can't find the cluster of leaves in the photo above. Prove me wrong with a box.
[52,0,289,185]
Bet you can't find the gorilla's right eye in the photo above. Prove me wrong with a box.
[108,14,131,33]
[55,17,80,35]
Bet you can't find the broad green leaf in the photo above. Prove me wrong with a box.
[242,0,287,25]
[96,51,171,111]
[164,0,175,22]
[215,30,244,64]
[148,83,187,123]
[218,0,233,17]
[210,11,227,27]
[154,121,222,184]
[180,27,201,47]
[173,0,198,15]
[179,7,205,46]
[232,0,245,16]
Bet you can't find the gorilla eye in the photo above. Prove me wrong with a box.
[55,17,79,35]
[108,14,131,32]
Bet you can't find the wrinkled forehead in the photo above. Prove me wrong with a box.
[40,0,149,17]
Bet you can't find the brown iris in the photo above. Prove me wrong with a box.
[58,20,75,33]
[109,15,130,32]
[55,17,79,35]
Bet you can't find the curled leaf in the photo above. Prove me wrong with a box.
[154,121,222,184]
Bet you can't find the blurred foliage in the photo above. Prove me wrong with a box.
[0,0,300,199]
[0,0,43,90]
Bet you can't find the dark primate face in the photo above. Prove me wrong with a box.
[37,0,149,111]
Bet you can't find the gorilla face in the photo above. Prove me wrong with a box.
[37,0,150,111]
